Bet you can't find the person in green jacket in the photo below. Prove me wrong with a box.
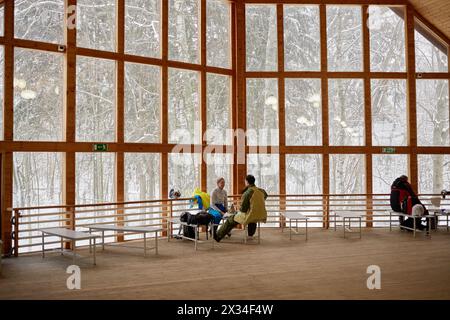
[213,174,268,242]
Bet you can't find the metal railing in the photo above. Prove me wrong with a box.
[8,193,449,255]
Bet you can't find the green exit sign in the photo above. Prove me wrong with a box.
[382,147,396,154]
[93,144,108,152]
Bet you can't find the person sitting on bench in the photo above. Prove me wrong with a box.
[213,174,267,242]
[390,175,429,230]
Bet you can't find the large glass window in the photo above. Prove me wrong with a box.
[206,153,232,194]
[284,5,320,71]
[207,0,230,69]
[369,6,406,72]
[13,152,63,208]
[329,79,364,146]
[415,20,448,73]
[418,155,450,194]
[327,6,363,72]
[371,79,407,146]
[14,48,64,141]
[330,154,365,194]
[125,0,161,58]
[168,68,200,144]
[125,62,161,143]
[77,0,116,52]
[286,154,322,194]
[76,153,115,204]
[168,153,201,198]
[247,153,279,194]
[76,56,116,142]
[372,154,407,194]
[246,5,277,71]
[125,153,161,201]
[246,79,278,146]
[285,79,322,146]
[207,73,231,145]
[169,0,199,64]
[14,0,64,44]
[417,80,449,146]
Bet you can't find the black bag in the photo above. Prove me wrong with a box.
[179,211,213,238]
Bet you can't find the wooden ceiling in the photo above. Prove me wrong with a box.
[409,0,450,43]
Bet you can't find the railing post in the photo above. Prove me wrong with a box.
[366,194,373,228]
[117,203,125,242]
[13,209,19,257]
[279,195,286,229]
[324,195,330,229]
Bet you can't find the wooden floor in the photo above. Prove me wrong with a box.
[1,227,449,300]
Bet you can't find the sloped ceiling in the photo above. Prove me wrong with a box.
[409,0,450,42]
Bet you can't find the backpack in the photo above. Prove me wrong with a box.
[179,211,213,238]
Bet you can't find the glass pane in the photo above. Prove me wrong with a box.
[417,80,449,146]
[0,46,3,140]
[206,153,232,194]
[125,0,161,58]
[286,154,322,194]
[284,5,320,71]
[372,154,407,194]
[247,153,279,194]
[125,62,161,143]
[330,154,365,194]
[14,48,64,141]
[329,79,364,146]
[246,5,277,71]
[15,0,64,44]
[246,79,278,146]
[418,155,450,194]
[13,152,63,253]
[13,152,63,207]
[371,79,407,146]
[76,56,116,142]
[168,0,199,64]
[415,21,448,73]
[125,153,161,200]
[77,0,116,52]
[76,153,115,204]
[168,153,201,198]
[285,78,322,146]
[369,6,406,72]
[207,0,230,69]
[327,6,362,72]
[168,68,200,144]
[0,4,4,36]
[206,73,231,145]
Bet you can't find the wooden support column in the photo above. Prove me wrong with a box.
[234,0,246,194]
[1,0,14,255]
[201,0,207,192]
[362,5,373,227]
[161,0,169,237]
[277,4,286,227]
[405,5,418,190]
[320,4,330,229]
[230,2,237,194]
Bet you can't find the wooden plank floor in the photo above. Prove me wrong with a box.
[0,228,449,300]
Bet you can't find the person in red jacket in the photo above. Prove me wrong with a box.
[390,175,427,230]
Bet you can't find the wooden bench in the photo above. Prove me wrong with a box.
[86,225,162,257]
[388,211,434,238]
[40,228,100,265]
[332,211,363,239]
[280,212,309,241]
[167,216,212,250]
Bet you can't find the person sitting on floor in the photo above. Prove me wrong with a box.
[214,174,267,242]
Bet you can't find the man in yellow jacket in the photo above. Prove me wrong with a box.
[214,175,268,242]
